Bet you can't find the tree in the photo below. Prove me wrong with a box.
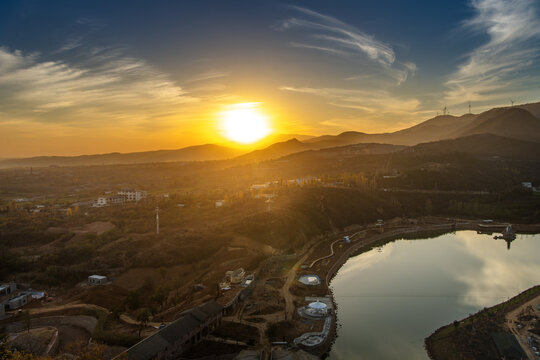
[65,341,107,360]
[137,308,150,339]
[265,322,278,341]
[23,310,31,333]
[151,286,169,309]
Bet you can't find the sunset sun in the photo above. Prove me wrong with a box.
[220,103,272,144]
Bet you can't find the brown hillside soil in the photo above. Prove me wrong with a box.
[213,321,260,343]
[81,285,127,310]
[9,327,56,355]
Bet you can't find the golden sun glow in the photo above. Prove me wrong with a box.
[219,103,272,144]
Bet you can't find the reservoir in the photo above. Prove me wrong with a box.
[328,230,540,359]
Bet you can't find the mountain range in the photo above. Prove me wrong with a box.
[1,102,539,168]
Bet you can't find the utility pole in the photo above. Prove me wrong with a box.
[468,103,471,114]
[156,207,160,235]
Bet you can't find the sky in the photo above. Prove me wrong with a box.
[1,0,540,157]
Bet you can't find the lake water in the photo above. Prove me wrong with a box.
[328,230,540,360]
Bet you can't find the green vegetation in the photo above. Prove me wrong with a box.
[91,309,139,348]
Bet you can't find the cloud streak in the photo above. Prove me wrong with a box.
[445,0,540,104]
[0,46,199,129]
[281,6,416,86]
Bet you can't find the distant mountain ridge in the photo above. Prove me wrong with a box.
[305,104,540,147]
[1,101,539,168]
[0,144,245,168]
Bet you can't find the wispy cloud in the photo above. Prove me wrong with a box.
[55,37,83,53]
[280,86,421,132]
[280,6,416,86]
[445,0,540,105]
[185,71,229,83]
[0,45,199,129]
[280,86,419,112]
[281,6,395,66]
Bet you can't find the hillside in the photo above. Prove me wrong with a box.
[518,101,540,118]
[452,107,540,142]
[235,138,312,162]
[411,134,540,161]
[305,102,540,147]
[0,144,245,168]
[2,101,539,168]
[389,114,476,145]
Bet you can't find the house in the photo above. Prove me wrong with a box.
[118,189,147,202]
[121,300,223,360]
[88,275,108,285]
[250,184,269,191]
[226,268,245,284]
[5,292,30,310]
[107,195,126,205]
[215,200,226,208]
[522,182,533,189]
[0,283,16,296]
[93,197,108,207]
[0,283,18,315]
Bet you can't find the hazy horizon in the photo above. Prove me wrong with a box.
[1,0,540,157]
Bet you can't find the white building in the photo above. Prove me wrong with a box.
[118,189,147,202]
[0,283,16,296]
[93,197,108,207]
[6,292,30,310]
[522,182,533,189]
[304,300,328,318]
[107,195,126,205]
[215,200,226,208]
[250,184,269,191]
[88,275,108,285]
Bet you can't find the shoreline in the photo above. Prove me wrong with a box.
[298,218,540,358]
[425,285,540,360]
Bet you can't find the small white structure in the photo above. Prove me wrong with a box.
[93,197,108,207]
[305,300,328,317]
[522,182,533,189]
[215,200,226,208]
[88,275,107,285]
[31,291,45,300]
[250,184,269,190]
[242,274,254,288]
[0,283,16,296]
[6,292,30,310]
[298,275,321,286]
